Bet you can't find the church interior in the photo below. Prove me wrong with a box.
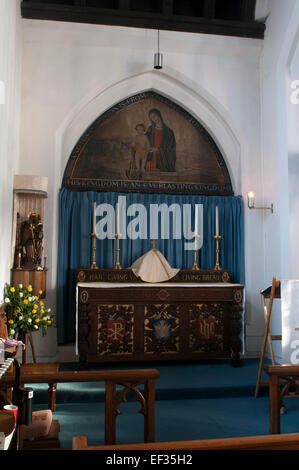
[1,0,299,454]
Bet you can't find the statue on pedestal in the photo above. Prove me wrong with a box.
[15,212,44,270]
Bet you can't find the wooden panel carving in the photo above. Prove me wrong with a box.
[189,303,226,353]
[77,281,244,367]
[144,304,180,355]
[97,304,134,356]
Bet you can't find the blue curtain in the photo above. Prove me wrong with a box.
[57,189,244,344]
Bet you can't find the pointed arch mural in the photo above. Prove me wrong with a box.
[62,91,233,195]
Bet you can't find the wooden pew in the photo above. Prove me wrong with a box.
[72,433,299,451]
[0,368,160,445]
[264,364,299,434]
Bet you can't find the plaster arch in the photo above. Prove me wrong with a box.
[50,70,246,286]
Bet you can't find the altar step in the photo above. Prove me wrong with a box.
[29,358,270,406]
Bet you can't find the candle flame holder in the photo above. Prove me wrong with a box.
[213,235,222,271]
[191,235,200,270]
[114,233,122,270]
[90,233,99,269]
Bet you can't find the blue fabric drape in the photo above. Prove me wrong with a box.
[57,189,244,344]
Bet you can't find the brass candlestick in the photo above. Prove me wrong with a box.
[192,235,200,270]
[114,233,122,270]
[90,233,99,270]
[213,235,222,271]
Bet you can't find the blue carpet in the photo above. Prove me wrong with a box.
[29,359,270,405]
[28,359,299,449]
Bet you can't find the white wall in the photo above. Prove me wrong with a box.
[287,22,299,281]
[0,0,21,301]
[19,19,266,360]
[260,0,299,360]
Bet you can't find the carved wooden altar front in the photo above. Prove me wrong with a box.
[76,269,244,368]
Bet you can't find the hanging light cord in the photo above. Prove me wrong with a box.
[158,30,160,53]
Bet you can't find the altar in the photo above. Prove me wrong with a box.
[76,269,244,368]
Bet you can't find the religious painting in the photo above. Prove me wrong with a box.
[63,91,233,195]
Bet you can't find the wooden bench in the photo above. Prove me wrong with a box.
[72,433,299,451]
[1,368,160,445]
[264,364,299,434]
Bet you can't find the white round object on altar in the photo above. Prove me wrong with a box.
[131,248,180,283]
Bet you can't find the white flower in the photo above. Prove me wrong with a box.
[33,325,38,330]
[4,298,10,303]
[28,297,32,302]
[18,284,23,288]
[18,316,23,321]
[19,292,23,298]
[28,318,32,324]
[10,329,15,335]
[47,308,51,313]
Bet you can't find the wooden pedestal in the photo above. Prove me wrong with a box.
[11,269,47,298]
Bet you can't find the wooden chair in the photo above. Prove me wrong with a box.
[255,277,299,418]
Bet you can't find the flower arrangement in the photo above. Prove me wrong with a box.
[4,283,55,339]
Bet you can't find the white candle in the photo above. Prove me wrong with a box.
[215,206,219,236]
[93,202,96,234]
[247,191,255,208]
[115,203,119,235]
[194,205,199,236]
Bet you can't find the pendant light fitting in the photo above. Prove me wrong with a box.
[154,30,163,69]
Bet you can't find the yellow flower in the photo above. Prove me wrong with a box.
[16,308,21,313]
[32,309,37,314]
[35,296,38,300]
[40,309,45,314]
[8,319,14,324]
[10,287,15,293]
[33,304,38,310]
[27,286,33,292]
[23,299,28,305]
[38,290,43,295]
[39,301,44,306]
[35,318,40,323]
[47,320,52,325]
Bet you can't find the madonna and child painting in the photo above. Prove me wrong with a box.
[63,92,232,195]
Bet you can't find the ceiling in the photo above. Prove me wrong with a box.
[21,0,266,39]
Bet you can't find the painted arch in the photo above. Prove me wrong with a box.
[62,91,233,195]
